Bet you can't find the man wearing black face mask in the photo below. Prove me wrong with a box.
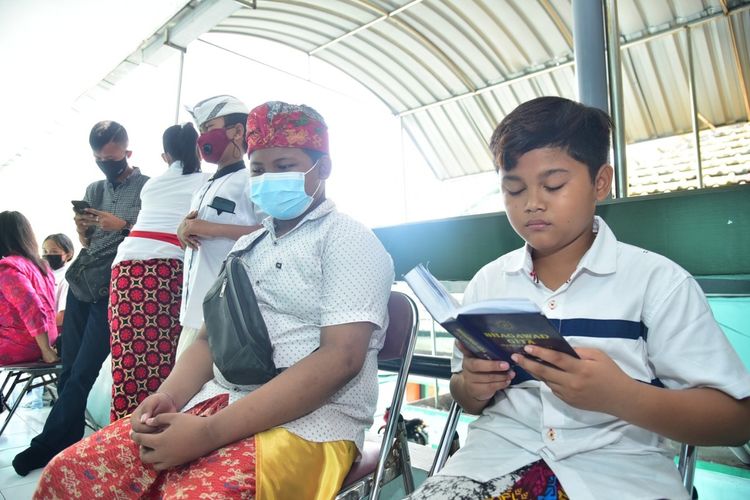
[13,121,148,476]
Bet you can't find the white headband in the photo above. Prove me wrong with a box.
[188,95,249,127]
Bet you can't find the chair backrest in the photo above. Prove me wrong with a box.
[378,291,418,362]
[337,291,419,500]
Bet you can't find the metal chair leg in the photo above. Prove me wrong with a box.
[429,400,462,476]
[678,443,698,496]
[0,375,34,437]
[395,419,415,494]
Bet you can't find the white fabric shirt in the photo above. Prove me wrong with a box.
[179,165,261,329]
[113,162,210,266]
[440,216,750,500]
[52,264,69,313]
[184,199,394,452]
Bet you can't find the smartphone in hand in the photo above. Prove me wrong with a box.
[71,200,91,214]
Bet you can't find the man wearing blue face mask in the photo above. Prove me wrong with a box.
[13,121,149,476]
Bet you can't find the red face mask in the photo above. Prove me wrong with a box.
[197,128,232,164]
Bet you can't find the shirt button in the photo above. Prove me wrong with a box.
[548,299,556,309]
[272,241,277,246]
[255,280,260,285]
[546,428,556,441]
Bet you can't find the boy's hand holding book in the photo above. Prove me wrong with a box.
[456,341,516,401]
[512,344,638,415]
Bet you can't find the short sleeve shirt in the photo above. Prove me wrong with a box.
[179,164,261,329]
[441,217,750,500]
[82,168,149,261]
[184,199,394,452]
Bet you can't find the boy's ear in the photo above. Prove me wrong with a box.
[594,164,613,201]
[231,123,244,141]
[318,155,332,180]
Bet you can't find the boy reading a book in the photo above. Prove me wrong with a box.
[34,102,395,499]
[409,96,750,500]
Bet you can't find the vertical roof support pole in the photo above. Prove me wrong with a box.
[572,0,608,112]
[604,0,628,198]
[686,26,704,189]
[174,49,185,125]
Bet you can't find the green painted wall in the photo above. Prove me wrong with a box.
[374,185,750,281]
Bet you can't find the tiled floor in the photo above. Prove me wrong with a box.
[0,404,96,500]
[0,406,50,500]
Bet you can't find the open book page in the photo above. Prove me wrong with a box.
[405,263,579,368]
[404,264,540,320]
[403,263,461,324]
[456,298,541,316]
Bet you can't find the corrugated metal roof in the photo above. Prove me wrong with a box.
[212,0,750,180]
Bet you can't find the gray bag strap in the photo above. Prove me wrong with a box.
[235,230,268,261]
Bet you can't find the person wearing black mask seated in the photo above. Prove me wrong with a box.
[13,121,148,476]
[42,233,75,333]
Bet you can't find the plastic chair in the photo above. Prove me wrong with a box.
[0,362,62,436]
[431,400,700,498]
[336,291,419,500]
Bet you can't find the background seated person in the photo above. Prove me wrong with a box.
[41,233,75,335]
[35,101,395,499]
[0,211,59,366]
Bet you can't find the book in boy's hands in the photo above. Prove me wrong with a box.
[403,264,579,369]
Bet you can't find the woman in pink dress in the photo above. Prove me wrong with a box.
[0,211,59,365]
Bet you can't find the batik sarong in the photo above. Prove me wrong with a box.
[408,459,569,500]
[109,258,183,421]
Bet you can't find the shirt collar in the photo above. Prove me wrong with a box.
[210,161,245,180]
[261,198,336,237]
[107,166,142,189]
[576,216,617,275]
[505,215,617,276]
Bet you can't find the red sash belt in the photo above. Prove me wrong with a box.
[128,230,181,247]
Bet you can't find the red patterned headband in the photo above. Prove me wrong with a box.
[246,101,329,156]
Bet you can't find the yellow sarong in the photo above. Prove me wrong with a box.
[256,426,357,500]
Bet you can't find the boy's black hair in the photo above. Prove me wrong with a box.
[489,96,613,180]
[43,233,75,256]
[0,211,48,276]
[223,113,249,152]
[163,123,201,175]
[89,121,129,151]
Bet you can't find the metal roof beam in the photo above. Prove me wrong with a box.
[540,0,573,48]
[398,57,575,117]
[719,0,750,118]
[309,0,425,55]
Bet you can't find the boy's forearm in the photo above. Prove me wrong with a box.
[195,221,262,240]
[158,332,214,408]
[206,343,365,449]
[616,382,750,446]
[450,372,492,415]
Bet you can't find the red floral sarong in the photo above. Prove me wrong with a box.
[109,259,183,421]
[35,394,257,499]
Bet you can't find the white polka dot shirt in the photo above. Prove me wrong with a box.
[185,199,394,451]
